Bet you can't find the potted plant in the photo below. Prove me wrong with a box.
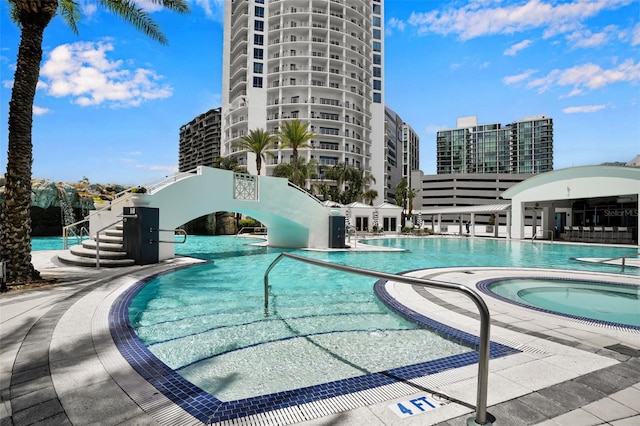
[130,186,151,206]
[93,197,110,210]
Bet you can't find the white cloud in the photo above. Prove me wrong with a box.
[504,39,533,56]
[632,22,640,46]
[3,80,12,89]
[404,0,632,41]
[33,106,51,116]
[387,17,406,35]
[566,25,617,48]
[136,163,179,173]
[517,59,640,95]
[503,60,640,95]
[562,104,606,113]
[503,69,537,85]
[39,41,172,107]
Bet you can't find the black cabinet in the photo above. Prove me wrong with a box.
[123,207,159,265]
[329,215,346,248]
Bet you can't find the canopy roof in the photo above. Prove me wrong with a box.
[415,203,511,216]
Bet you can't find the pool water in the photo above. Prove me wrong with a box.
[128,236,638,402]
[31,236,67,251]
[487,279,640,327]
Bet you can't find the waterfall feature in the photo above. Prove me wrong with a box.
[57,186,76,228]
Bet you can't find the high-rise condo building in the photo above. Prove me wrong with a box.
[383,106,420,202]
[178,107,222,172]
[221,0,386,202]
[437,115,553,175]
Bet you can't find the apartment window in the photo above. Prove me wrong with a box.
[373,29,381,39]
[373,41,381,52]
[254,20,264,31]
[254,34,264,45]
[373,67,381,77]
[373,93,381,103]
[255,0,264,3]
[373,54,381,65]
[373,16,381,27]
[254,6,264,17]
[253,62,263,73]
[373,79,381,90]
[253,48,263,59]
[373,4,381,14]
[253,77,263,88]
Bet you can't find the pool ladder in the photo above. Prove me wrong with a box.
[264,253,495,426]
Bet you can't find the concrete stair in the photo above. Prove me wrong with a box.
[57,226,136,267]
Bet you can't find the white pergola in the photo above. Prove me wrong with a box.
[414,204,511,237]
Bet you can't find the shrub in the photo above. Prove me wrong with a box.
[238,217,260,228]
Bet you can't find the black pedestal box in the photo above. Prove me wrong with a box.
[329,215,346,248]
[123,206,159,265]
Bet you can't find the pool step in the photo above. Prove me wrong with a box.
[57,225,135,268]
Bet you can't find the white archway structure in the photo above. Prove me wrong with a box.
[502,166,639,246]
[90,167,331,260]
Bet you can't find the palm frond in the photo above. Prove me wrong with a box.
[100,0,188,45]
[145,0,189,13]
[7,1,20,26]
[59,0,80,34]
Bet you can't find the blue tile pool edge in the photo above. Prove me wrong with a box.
[110,269,521,424]
[476,276,640,331]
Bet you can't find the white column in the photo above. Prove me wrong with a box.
[471,212,476,237]
[494,213,500,238]
[506,211,512,239]
[437,214,442,234]
[511,200,525,240]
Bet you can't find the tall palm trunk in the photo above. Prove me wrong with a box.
[1,3,57,284]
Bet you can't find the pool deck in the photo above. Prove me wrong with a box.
[1,244,639,426]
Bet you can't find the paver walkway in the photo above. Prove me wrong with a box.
[1,250,639,425]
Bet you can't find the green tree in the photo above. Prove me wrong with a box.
[272,157,318,188]
[1,0,189,286]
[394,178,409,228]
[214,156,245,173]
[362,189,378,206]
[276,119,316,185]
[233,129,277,176]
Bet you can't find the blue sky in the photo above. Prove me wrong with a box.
[1,0,638,186]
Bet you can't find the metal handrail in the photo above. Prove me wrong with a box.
[596,253,640,272]
[151,228,188,244]
[63,218,90,249]
[286,181,326,206]
[532,229,554,242]
[236,226,268,235]
[95,214,137,268]
[263,252,493,425]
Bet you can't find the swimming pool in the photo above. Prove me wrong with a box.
[122,236,638,422]
[31,236,67,251]
[479,277,640,328]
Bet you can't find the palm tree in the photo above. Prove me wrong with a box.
[1,0,189,286]
[233,129,276,175]
[362,189,378,206]
[276,119,316,185]
[272,157,318,188]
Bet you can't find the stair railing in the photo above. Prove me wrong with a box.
[95,213,137,269]
[264,252,494,426]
